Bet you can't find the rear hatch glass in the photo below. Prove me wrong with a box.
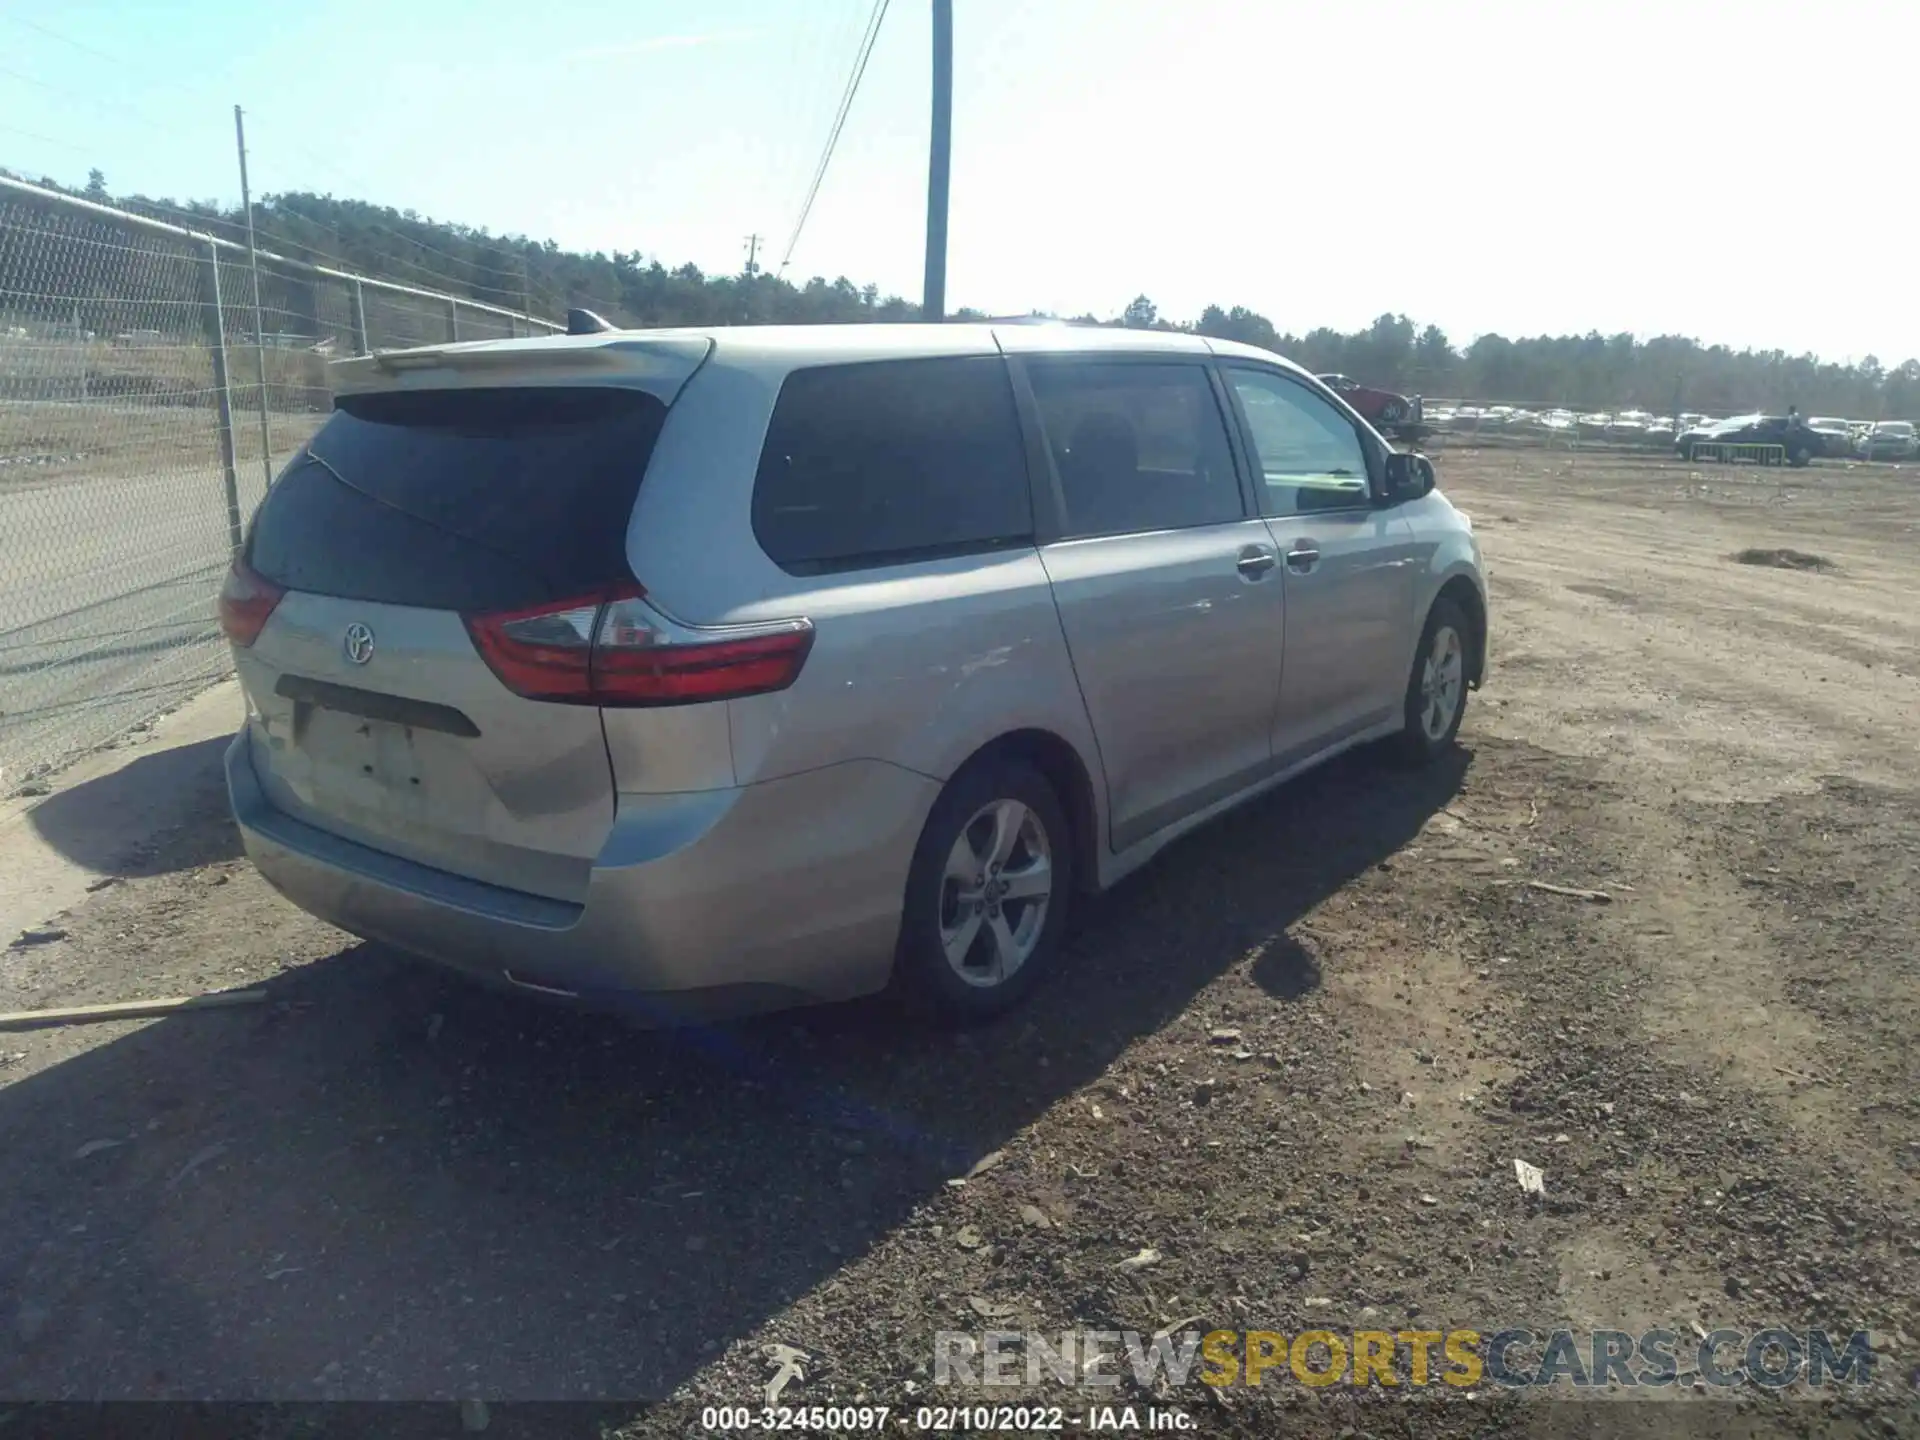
[235,385,667,903]
[248,386,666,609]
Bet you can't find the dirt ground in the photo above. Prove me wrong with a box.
[2,447,1918,1438]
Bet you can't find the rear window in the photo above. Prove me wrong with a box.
[1026,360,1243,537]
[752,357,1033,574]
[247,387,665,612]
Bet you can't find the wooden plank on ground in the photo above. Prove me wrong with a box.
[0,989,268,1030]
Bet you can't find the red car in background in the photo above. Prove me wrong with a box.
[1317,374,1424,435]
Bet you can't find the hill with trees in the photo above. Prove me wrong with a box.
[16,168,1919,419]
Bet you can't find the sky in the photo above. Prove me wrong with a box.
[1,0,1915,364]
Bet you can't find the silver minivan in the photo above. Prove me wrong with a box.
[221,324,1488,1023]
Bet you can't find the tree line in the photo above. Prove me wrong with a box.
[13,170,1917,419]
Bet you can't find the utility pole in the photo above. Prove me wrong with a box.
[233,105,272,488]
[740,234,764,325]
[922,0,952,322]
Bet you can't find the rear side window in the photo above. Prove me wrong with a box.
[248,387,665,612]
[1024,361,1243,538]
[752,357,1033,574]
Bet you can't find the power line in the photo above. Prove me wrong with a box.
[0,123,87,154]
[244,143,571,312]
[0,17,561,311]
[1,11,140,70]
[769,1,869,249]
[779,0,890,275]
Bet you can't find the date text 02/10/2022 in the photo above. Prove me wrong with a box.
[697,1405,1198,1430]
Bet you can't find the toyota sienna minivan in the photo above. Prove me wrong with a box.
[221,323,1488,1024]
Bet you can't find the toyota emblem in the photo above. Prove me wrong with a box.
[342,623,376,665]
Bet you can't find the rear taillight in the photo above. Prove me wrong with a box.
[218,556,285,648]
[462,592,604,702]
[463,586,813,707]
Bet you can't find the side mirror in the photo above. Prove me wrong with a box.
[1381,451,1435,503]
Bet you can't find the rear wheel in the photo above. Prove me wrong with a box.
[1788,443,1812,468]
[892,759,1073,1024]
[1392,597,1471,765]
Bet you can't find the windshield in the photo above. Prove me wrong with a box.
[1707,414,1765,433]
[1875,422,1915,436]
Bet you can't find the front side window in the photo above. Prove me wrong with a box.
[1225,369,1371,517]
[752,356,1032,574]
[1024,360,1243,538]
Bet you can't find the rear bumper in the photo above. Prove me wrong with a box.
[226,729,938,1021]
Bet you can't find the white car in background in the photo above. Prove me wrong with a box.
[1806,416,1854,458]
[1857,421,1918,461]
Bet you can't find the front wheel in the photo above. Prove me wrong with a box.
[1392,598,1471,765]
[891,759,1073,1024]
[1788,444,1812,468]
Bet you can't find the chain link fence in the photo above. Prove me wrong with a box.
[0,175,561,795]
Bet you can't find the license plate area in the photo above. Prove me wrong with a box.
[293,707,434,813]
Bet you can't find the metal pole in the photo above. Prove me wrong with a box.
[199,239,244,555]
[234,105,273,489]
[922,0,952,321]
[350,278,370,356]
[447,298,460,342]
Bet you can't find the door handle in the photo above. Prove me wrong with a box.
[1236,546,1277,578]
[1285,543,1321,575]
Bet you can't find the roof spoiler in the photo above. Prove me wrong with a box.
[566,307,618,336]
[331,334,714,401]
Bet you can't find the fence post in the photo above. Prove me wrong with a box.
[350,279,370,356]
[199,238,244,556]
[447,298,460,342]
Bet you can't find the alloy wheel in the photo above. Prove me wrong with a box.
[937,799,1053,988]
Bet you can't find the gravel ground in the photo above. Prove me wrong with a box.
[2,448,1917,1439]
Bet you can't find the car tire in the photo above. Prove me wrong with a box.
[891,758,1074,1025]
[1391,597,1472,766]
[1677,445,1693,463]
[1788,444,1812,468]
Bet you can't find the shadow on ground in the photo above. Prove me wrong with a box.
[0,743,1468,1404]
[25,735,240,877]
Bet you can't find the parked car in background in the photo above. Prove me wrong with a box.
[1855,421,1918,461]
[1805,417,1855,457]
[1675,413,1821,466]
[220,324,1489,1025]
[1316,374,1424,433]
